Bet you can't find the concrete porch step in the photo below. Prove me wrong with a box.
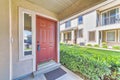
[38,60,57,70]
[33,61,61,77]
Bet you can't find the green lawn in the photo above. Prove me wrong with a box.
[60,44,120,80]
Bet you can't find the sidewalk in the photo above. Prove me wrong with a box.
[22,66,83,80]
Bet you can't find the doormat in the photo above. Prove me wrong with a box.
[45,68,66,80]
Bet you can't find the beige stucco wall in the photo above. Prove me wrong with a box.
[11,0,58,79]
[0,0,10,80]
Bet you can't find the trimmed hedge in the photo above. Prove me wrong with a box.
[94,44,99,47]
[87,44,92,47]
[102,42,108,48]
[113,46,120,50]
[60,44,120,80]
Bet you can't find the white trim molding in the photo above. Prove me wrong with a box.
[32,12,59,72]
[19,7,34,61]
[58,22,60,63]
[32,12,36,72]
[100,6,120,14]
[19,7,59,72]
[106,30,116,42]
[9,0,12,79]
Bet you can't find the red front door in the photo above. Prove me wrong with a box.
[36,15,57,66]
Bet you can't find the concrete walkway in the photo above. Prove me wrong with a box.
[22,66,83,80]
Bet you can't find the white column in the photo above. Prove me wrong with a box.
[100,31,103,46]
[71,30,75,44]
[65,33,68,43]
[96,30,100,45]
[61,32,64,43]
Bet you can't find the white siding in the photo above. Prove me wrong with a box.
[77,24,84,44]
[83,11,98,45]
[60,18,78,31]
[84,11,97,30]
[60,11,99,45]
[71,18,78,28]
[60,23,65,31]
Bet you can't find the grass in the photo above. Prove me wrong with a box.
[83,47,120,56]
[64,45,120,57]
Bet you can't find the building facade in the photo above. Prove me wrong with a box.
[60,0,120,47]
[0,0,118,80]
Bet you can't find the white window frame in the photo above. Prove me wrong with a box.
[19,7,35,61]
[100,7,120,25]
[88,31,96,42]
[106,30,116,42]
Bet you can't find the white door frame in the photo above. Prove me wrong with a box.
[33,11,60,72]
[19,7,60,72]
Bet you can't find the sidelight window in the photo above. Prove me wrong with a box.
[19,8,34,61]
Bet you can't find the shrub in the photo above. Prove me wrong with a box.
[94,44,99,47]
[60,43,64,45]
[102,42,107,46]
[60,44,120,80]
[102,45,108,48]
[112,46,120,50]
[102,42,108,48]
[87,44,92,47]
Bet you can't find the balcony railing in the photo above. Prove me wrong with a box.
[101,14,120,26]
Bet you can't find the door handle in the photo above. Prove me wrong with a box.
[37,44,40,51]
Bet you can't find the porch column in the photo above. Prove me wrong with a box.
[98,30,102,46]
[60,32,64,43]
[71,30,75,44]
[100,31,103,46]
[96,30,99,45]
[65,33,68,43]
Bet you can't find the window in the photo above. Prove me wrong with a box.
[102,12,109,25]
[67,32,71,40]
[78,29,83,38]
[78,16,83,24]
[110,9,116,24]
[106,31,115,42]
[65,21,71,28]
[24,13,32,56]
[89,31,95,42]
[102,8,119,25]
[19,8,34,61]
